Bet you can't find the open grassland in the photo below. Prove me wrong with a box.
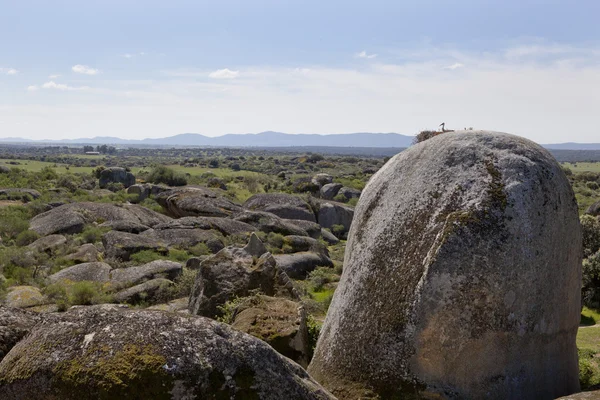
[563,162,600,173]
[0,159,96,174]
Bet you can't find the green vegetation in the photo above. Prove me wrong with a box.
[145,165,187,186]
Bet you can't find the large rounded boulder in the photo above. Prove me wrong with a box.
[308,131,582,399]
[0,305,335,400]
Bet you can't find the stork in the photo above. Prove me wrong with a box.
[439,122,446,132]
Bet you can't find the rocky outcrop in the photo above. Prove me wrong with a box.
[308,131,582,400]
[0,305,334,399]
[113,278,173,304]
[153,216,256,236]
[316,201,354,234]
[189,238,296,318]
[102,230,167,261]
[98,167,136,189]
[244,193,316,222]
[99,220,150,233]
[155,186,242,218]
[141,228,224,252]
[29,202,171,236]
[48,262,112,284]
[274,252,334,280]
[231,295,311,367]
[126,183,170,202]
[0,188,41,200]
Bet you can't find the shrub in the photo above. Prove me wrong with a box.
[333,193,347,203]
[15,230,39,246]
[130,250,164,264]
[0,206,30,240]
[583,251,600,308]
[582,215,600,258]
[146,165,187,186]
[188,243,211,256]
[266,232,285,249]
[308,267,339,292]
[331,224,345,237]
[79,225,110,244]
[413,130,439,144]
[69,281,107,305]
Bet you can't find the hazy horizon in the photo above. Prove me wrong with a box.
[1,1,599,143]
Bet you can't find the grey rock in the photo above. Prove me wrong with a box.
[189,246,295,318]
[586,200,600,216]
[155,186,242,218]
[0,188,41,200]
[65,243,100,263]
[312,173,334,187]
[141,228,224,252]
[109,260,182,288]
[288,219,323,239]
[320,228,339,245]
[147,297,189,313]
[232,210,309,237]
[29,202,171,236]
[0,166,10,174]
[113,278,173,304]
[316,201,354,234]
[283,235,329,255]
[99,220,150,233]
[231,295,311,367]
[244,232,268,257]
[337,187,361,201]
[0,307,42,361]
[309,131,582,400]
[98,167,136,189]
[185,257,208,270]
[102,230,167,261]
[5,286,46,309]
[153,216,256,236]
[557,391,600,399]
[127,183,170,202]
[27,234,66,253]
[320,183,343,200]
[274,252,334,280]
[0,305,335,400]
[48,262,112,284]
[244,193,316,222]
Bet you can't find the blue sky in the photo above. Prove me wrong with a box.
[1,0,599,142]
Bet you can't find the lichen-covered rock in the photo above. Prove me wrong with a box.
[141,228,224,252]
[244,193,316,222]
[274,252,334,280]
[99,220,150,233]
[153,216,256,236]
[127,183,170,202]
[283,235,329,255]
[30,202,171,236]
[0,305,334,400]
[110,260,182,288]
[308,131,582,400]
[102,230,167,261]
[189,242,296,318]
[98,167,136,189]
[337,187,361,201]
[288,219,323,239]
[0,307,42,361]
[48,262,112,284]
[312,173,334,187]
[231,295,311,367]
[5,286,46,309]
[155,186,242,218]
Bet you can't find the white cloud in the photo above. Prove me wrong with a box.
[48,74,60,79]
[41,81,90,91]
[444,63,464,70]
[209,68,240,79]
[356,51,377,59]
[27,85,38,91]
[0,68,18,75]
[123,52,146,59]
[72,64,99,75]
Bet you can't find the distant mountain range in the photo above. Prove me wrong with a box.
[0,131,599,150]
[0,131,415,148]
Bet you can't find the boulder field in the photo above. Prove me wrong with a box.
[308,131,582,399]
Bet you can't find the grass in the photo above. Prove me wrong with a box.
[0,159,96,174]
[563,162,600,173]
[581,306,600,326]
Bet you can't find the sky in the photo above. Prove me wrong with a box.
[0,0,599,143]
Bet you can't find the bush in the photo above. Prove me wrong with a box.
[582,215,600,258]
[308,267,338,292]
[146,165,187,186]
[15,230,39,246]
[188,243,211,256]
[0,206,30,240]
[69,281,102,305]
[130,250,164,264]
[583,251,600,308]
[331,224,345,237]
[79,225,110,244]
[413,130,439,144]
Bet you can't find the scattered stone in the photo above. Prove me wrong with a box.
[232,210,309,237]
[308,131,582,400]
[27,234,66,253]
[244,232,268,257]
[147,297,189,313]
[153,216,256,236]
[109,260,182,288]
[0,306,42,361]
[113,278,173,304]
[65,243,100,263]
[312,173,334,187]
[141,228,224,252]
[316,201,354,233]
[244,193,316,222]
[337,187,361,201]
[126,183,170,202]
[99,220,150,233]
[320,228,339,245]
